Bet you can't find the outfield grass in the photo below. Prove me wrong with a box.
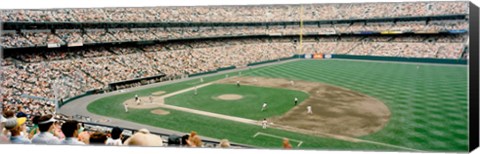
[165,84,310,120]
[87,59,468,152]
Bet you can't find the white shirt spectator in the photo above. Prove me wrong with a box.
[106,137,123,146]
[61,137,85,145]
[31,132,61,144]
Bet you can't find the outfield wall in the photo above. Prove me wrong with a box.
[302,54,468,65]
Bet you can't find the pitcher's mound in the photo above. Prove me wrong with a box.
[152,91,166,96]
[151,109,170,115]
[216,94,243,100]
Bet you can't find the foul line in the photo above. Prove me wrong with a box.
[253,132,303,147]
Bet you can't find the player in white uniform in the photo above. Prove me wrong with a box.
[262,118,268,129]
[124,102,129,113]
[307,105,312,114]
[261,102,268,111]
[294,97,298,105]
[194,86,198,95]
[290,80,295,86]
[200,77,204,82]
[135,94,138,102]
[236,81,240,87]
[149,95,153,103]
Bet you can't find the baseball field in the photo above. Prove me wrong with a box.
[87,59,468,152]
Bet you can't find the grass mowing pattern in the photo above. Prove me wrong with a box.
[165,84,310,120]
[247,60,468,152]
[87,59,468,152]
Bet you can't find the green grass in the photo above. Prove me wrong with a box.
[165,84,309,120]
[87,59,468,152]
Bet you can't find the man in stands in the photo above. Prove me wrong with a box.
[15,105,27,118]
[0,115,9,143]
[106,126,123,146]
[4,117,31,144]
[89,131,108,145]
[60,120,84,145]
[124,128,163,146]
[31,114,61,144]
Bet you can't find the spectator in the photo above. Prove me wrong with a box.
[105,126,123,146]
[60,120,84,145]
[0,115,10,143]
[186,131,203,147]
[78,130,91,144]
[27,115,41,139]
[15,105,27,118]
[4,110,15,118]
[31,114,61,144]
[283,138,292,149]
[218,139,230,148]
[89,131,107,145]
[4,117,31,144]
[124,129,163,146]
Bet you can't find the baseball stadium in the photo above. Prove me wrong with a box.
[0,1,475,153]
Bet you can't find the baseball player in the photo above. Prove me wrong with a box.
[307,105,312,114]
[290,80,295,86]
[261,102,268,111]
[149,95,153,103]
[200,77,204,83]
[262,118,268,129]
[135,94,138,102]
[123,102,129,113]
[294,97,298,105]
[194,86,198,95]
[236,81,240,87]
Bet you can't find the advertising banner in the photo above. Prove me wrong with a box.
[47,43,61,48]
[68,42,83,47]
[313,53,323,59]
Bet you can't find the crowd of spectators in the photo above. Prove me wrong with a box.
[1,2,468,23]
[1,20,468,49]
[0,106,239,148]
[301,34,466,58]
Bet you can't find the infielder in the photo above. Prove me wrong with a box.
[294,97,298,105]
[123,102,128,113]
[236,81,240,87]
[200,77,204,82]
[261,102,268,111]
[194,86,198,95]
[290,80,295,86]
[262,118,268,129]
[307,105,312,114]
[135,94,138,102]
